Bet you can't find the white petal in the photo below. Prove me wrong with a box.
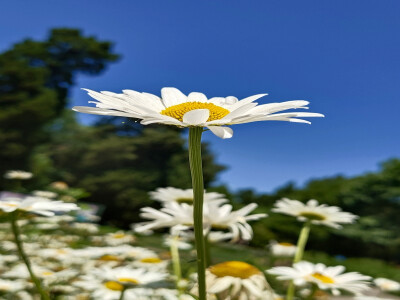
[188,92,207,102]
[72,106,141,118]
[207,126,233,139]
[182,109,210,125]
[229,93,268,110]
[161,87,187,107]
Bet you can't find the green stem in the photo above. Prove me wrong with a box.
[10,212,50,300]
[305,284,318,300]
[286,221,312,300]
[293,221,311,263]
[188,127,206,300]
[170,236,183,294]
[119,287,126,300]
[204,233,212,267]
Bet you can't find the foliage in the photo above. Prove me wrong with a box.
[31,112,226,227]
[228,159,400,262]
[0,28,119,176]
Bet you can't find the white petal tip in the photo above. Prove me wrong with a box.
[207,126,233,139]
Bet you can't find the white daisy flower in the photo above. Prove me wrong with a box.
[4,170,33,180]
[3,264,77,285]
[90,266,168,285]
[205,202,267,242]
[31,190,58,199]
[272,198,358,228]
[194,261,272,299]
[70,222,99,233]
[267,261,371,296]
[150,187,228,204]
[354,296,394,300]
[132,256,169,271]
[75,267,168,299]
[269,241,297,257]
[0,279,26,292]
[102,231,136,246]
[163,235,193,250]
[207,231,235,243]
[134,202,266,241]
[374,277,400,292]
[0,196,79,217]
[73,87,324,139]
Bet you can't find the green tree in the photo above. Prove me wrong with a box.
[0,28,119,177]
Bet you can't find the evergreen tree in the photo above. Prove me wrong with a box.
[0,28,119,176]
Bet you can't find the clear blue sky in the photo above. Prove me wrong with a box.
[1,1,399,192]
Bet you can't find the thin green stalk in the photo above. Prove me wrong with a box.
[170,236,183,294]
[119,287,126,300]
[305,284,318,300]
[188,127,206,300]
[204,233,212,267]
[10,212,50,300]
[293,221,311,263]
[286,221,312,300]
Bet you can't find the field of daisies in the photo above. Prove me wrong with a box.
[1,168,400,300]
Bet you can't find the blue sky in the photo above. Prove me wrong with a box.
[1,1,399,192]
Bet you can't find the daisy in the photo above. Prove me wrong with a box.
[354,296,394,300]
[150,187,228,204]
[103,231,136,246]
[75,266,168,299]
[31,190,58,199]
[207,231,235,243]
[267,261,371,296]
[89,266,168,286]
[134,202,266,241]
[4,170,33,180]
[132,257,169,271]
[204,202,267,242]
[3,264,77,285]
[0,279,26,292]
[70,222,99,233]
[0,196,79,217]
[163,234,193,250]
[374,277,400,292]
[272,198,358,228]
[269,241,297,257]
[195,261,272,299]
[73,87,323,139]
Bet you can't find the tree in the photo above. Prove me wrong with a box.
[0,28,119,177]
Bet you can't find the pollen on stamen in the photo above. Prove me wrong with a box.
[209,261,261,279]
[311,272,335,284]
[161,102,230,122]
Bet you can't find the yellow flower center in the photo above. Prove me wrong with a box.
[209,261,261,279]
[161,102,230,122]
[311,272,335,284]
[112,233,126,239]
[99,255,121,261]
[299,212,326,221]
[278,242,295,247]
[41,272,54,276]
[118,278,139,285]
[140,257,162,264]
[104,281,124,291]
[3,203,18,207]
